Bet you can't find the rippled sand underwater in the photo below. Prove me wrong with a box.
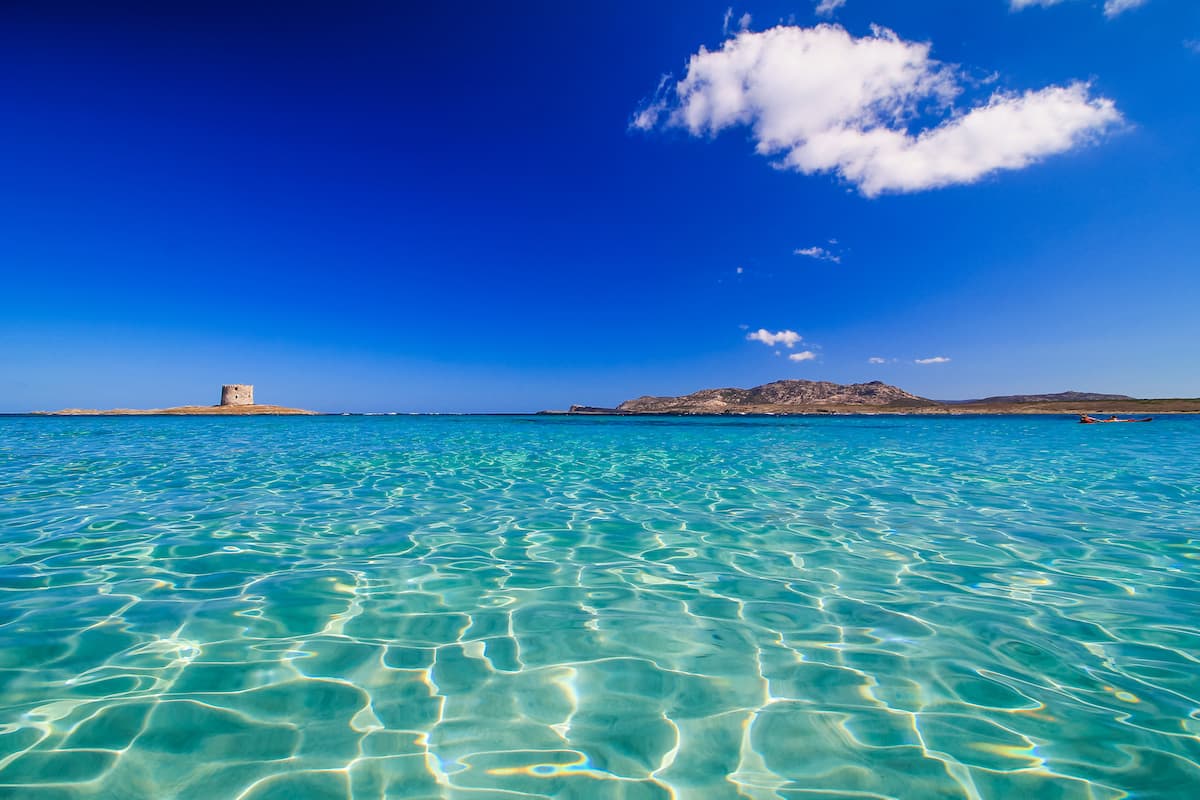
[1,415,1199,799]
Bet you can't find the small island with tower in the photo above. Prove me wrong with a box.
[39,384,317,415]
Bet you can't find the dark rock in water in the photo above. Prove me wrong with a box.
[568,405,625,415]
[536,405,626,415]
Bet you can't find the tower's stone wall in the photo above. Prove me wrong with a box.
[220,384,254,406]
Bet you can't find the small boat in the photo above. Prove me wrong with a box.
[1079,415,1153,424]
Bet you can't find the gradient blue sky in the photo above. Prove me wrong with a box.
[2,0,1198,412]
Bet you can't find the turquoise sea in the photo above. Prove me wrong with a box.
[1,415,1198,799]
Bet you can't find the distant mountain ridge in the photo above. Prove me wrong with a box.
[955,391,1135,404]
[617,380,930,414]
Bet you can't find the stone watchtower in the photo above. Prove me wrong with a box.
[220,384,254,406]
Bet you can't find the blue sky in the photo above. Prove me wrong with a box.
[2,0,1198,412]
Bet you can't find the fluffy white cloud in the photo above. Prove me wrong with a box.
[915,356,951,364]
[1011,0,1148,17]
[795,245,841,262]
[789,350,818,362]
[868,356,886,364]
[633,24,1121,196]
[748,329,802,347]
[815,0,847,17]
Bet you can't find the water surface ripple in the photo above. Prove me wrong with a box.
[1,415,1198,799]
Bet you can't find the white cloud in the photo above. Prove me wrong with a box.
[1103,0,1148,15]
[794,245,841,263]
[868,356,886,364]
[722,7,733,35]
[748,328,802,347]
[736,266,744,274]
[739,13,752,30]
[815,0,847,17]
[633,24,1121,196]
[789,350,818,362]
[1011,0,1149,17]
[915,356,951,364]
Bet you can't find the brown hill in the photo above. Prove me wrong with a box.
[617,380,932,414]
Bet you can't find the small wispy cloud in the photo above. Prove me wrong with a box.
[789,350,818,362]
[1102,0,1148,17]
[794,246,841,263]
[629,74,672,132]
[815,0,847,17]
[868,356,886,364]
[748,329,802,348]
[1011,0,1148,17]
[915,356,951,365]
[1186,40,1200,54]
[722,8,752,35]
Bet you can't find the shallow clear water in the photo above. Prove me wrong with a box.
[1,415,1198,799]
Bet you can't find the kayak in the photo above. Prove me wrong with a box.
[1079,416,1153,423]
